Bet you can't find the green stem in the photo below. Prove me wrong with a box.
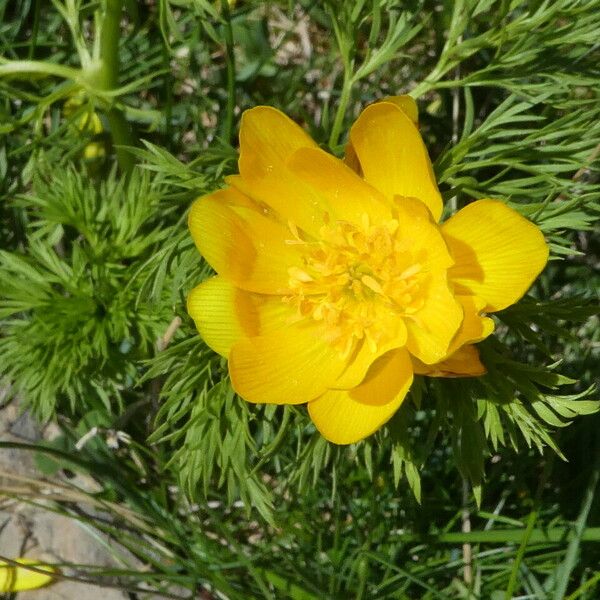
[28,0,41,59]
[566,571,600,600]
[99,0,121,89]
[0,59,83,81]
[392,526,600,545]
[504,454,553,599]
[98,0,136,173]
[553,444,600,599]
[328,70,353,150]
[220,0,236,144]
[410,0,466,99]
[162,44,173,139]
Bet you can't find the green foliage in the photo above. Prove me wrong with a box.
[1,0,599,597]
[0,166,172,418]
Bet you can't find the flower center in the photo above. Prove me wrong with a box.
[285,215,426,356]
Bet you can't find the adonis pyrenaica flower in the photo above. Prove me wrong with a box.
[187,96,548,444]
[0,559,55,592]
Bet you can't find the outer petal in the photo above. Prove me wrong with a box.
[447,295,495,355]
[412,345,486,377]
[344,95,418,172]
[409,296,492,378]
[405,273,463,364]
[234,107,327,237]
[187,277,306,357]
[308,349,413,444]
[382,95,419,125]
[442,200,549,312]
[229,322,348,405]
[187,277,259,357]
[287,146,393,224]
[348,102,443,221]
[238,106,317,177]
[188,188,304,294]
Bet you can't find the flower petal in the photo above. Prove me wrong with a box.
[187,277,259,357]
[188,188,303,294]
[344,138,362,174]
[405,273,463,364]
[333,320,407,389]
[229,322,348,405]
[382,95,419,125]
[348,101,443,221]
[345,96,418,173]
[188,277,306,357]
[238,106,317,177]
[234,106,327,237]
[448,295,495,355]
[442,200,548,312]
[412,345,486,377]
[394,196,454,271]
[0,559,55,592]
[287,146,393,224]
[308,348,413,444]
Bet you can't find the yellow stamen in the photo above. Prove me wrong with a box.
[285,218,426,355]
[361,275,383,295]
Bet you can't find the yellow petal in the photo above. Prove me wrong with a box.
[235,106,326,237]
[308,349,413,444]
[447,295,495,355]
[405,273,463,364]
[238,106,317,178]
[344,138,362,174]
[344,95,418,172]
[251,293,303,336]
[229,322,348,405]
[0,559,55,592]
[394,196,454,271]
[187,277,259,357]
[209,182,263,211]
[442,200,549,312]
[382,95,419,125]
[226,172,327,240]
[187,277,304,357]
[412,296,491,376]
[334,320,407,389]
[188,188,304,294]
[286,146,393,224]
[412,345,486,377]
[348,101,443,221]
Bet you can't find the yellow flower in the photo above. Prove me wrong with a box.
[187,97,548,445]
[0,558,56,592]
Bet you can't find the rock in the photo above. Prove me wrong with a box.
[9,410,42,441]
[18,581,128,600]
[29,512,121,566]
[0,394,132,600]
[0,509,29,556]
[0,387,43,481]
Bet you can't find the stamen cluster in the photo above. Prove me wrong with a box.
[286,215,425,355]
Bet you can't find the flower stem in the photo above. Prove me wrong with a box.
[328,70,353,151]
[98,0,136,174]
[410,0,467,99]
